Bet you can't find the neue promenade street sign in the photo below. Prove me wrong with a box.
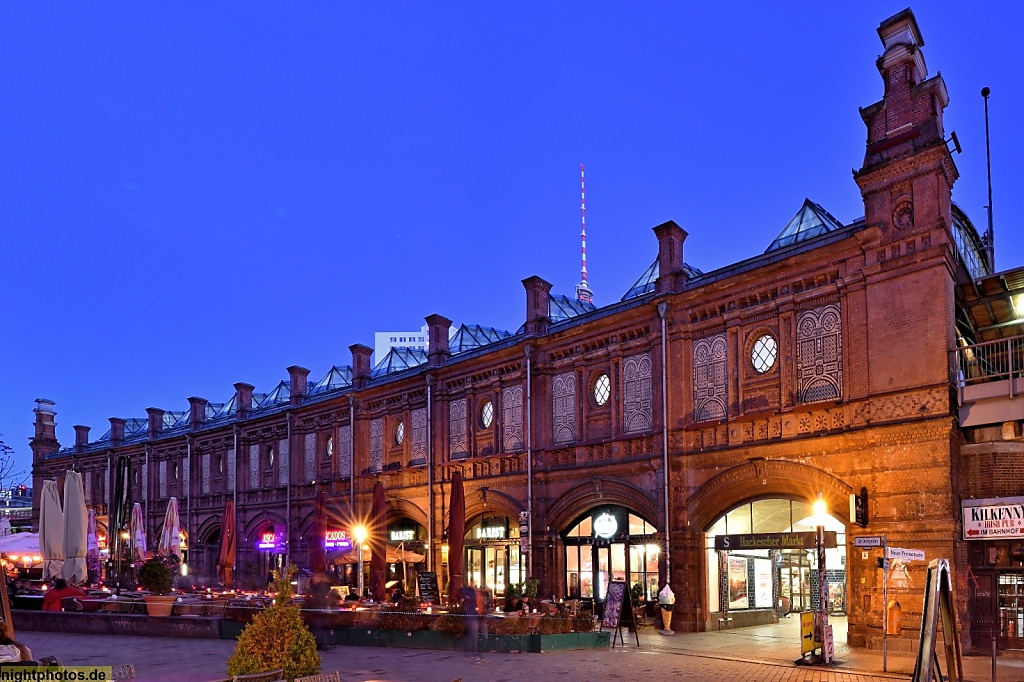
[886,546,925,562]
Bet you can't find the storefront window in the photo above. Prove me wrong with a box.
[705,498,847,615]
[464,515,522,597]
[562,506,660,603]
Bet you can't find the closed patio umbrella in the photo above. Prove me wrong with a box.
[61,471,88,584]
[370,481,387,601]
[309,490,327,574]
[158,497,181,558]
[129,503,147,564]
[87,509,99,560]
[217,499,236,587]
[0,518,11,537]
[447,471,465,605]
[39,479,64,581]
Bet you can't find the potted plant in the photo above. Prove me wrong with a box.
[138,558,176,617]
[629,582,646,630]
[523,578,539,608]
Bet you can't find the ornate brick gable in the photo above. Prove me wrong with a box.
[797,303,843,404]
[552,372,576,444]
[502,385,524,451]
[623,352,653,434]
[411,408,427,462]
[449,399,468,458]
[694,334,728,421]
[370,418,384,472]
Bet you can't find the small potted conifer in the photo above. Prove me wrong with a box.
[138,558,176,617]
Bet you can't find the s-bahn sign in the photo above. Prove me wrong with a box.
[714,531,837,551]
[962,497,1024,540]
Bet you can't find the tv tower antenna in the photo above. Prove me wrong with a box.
[575,163,594,304]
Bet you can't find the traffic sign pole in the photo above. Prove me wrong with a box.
[882,533,888,673]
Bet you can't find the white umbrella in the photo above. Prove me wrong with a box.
[158,497,181,557]
[0,532,41,560]
[39,480,64,580]
[0,518,11,537]
[129,503,147,563]
[61,471,88,584]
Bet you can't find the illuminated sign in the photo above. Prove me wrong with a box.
[257,525,287,552]
[475,526,506,540]
[593,513,618,539]
[257,531,276,550]
[390,529,416,542]
[325,530,352,550]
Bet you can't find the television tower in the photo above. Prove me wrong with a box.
[575,164,594,304]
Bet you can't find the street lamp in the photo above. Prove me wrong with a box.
[812,492,830,663]
[353,525,367,599]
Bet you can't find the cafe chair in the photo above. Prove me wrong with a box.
[232,669,284,682]
[295,672,341,682]
[110,663,136,680]
[61,597,84,612]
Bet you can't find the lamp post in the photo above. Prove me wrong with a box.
[812,493,830,663]
[354,525,367,599]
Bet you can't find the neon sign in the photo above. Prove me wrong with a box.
[390,529,416,542]
[593,513,618,539]
[475,526,506,540]
[325,529,352,550]
[257,531,276,550]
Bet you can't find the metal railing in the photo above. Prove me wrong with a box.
[953,335,1024,399]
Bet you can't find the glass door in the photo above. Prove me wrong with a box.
[999,573,1024,647]
[466,548,483,589]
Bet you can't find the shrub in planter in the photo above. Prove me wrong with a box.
[430,612,466,639]
[376,612,413,631]
[138,559,173,595]
[572,614,595,633]
[494,616,529,635]
[227,566,319,682]
[538,613,571,635]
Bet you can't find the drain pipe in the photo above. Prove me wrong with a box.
[186,436,192,567]
[349,399,355,530]
[657,301,672,578]
[525,343,534,579]
[286,411,292,564]
[426,375,434,572]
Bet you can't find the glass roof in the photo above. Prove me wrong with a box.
[765,199,845,253]
[256,381,290,408]
[549,294,596,323]
[165,411,188,429]
[208,395,237,420]
[450,324,512,355]
[371,347,428,377]
[309,365,353,394]
[621,260,704,301]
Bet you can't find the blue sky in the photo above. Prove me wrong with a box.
[2,2,1022,479]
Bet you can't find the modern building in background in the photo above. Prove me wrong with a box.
[31,9,1024,653]
[373,326,430,366]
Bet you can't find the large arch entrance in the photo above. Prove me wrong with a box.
[704,497,847,631]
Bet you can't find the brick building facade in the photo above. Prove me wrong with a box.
[31,9,1021,652]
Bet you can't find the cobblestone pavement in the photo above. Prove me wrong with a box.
[10,631,961,682]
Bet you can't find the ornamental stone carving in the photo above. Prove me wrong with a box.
[449,399,468,458]
[278,438,290,486]
[623,352,653,434]
[338,425,352,478]
[552,372,576,444]
[502,385,524,451]
[693,333,728,422]
[304,433,316,482]
[411,408,427,462]
[797,303,843,404]
[370,418,384,472]
[249,445,259,489]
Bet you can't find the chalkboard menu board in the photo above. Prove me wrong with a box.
[417,571,440,604]
[602,581,626,629]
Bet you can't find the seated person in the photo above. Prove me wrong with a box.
[0,621,32,663]
[41,578,86,612]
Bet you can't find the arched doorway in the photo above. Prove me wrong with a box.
[562,506,660,608]
[464,514,524,598]
[704,498,847,629]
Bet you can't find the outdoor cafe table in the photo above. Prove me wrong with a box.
[11,594,43,610]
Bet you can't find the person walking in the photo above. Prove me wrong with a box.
[459,582,481,660]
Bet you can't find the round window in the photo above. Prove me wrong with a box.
[751,334,778,373]
[481,400,494,428]
[395,420,405,445]
[593,373,611,406]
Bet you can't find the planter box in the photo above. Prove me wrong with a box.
[328,627,608,652]
[219,619,247,640]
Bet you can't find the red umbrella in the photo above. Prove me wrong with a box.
[309,490,328,574]
[217,499,236,587]
[370,481,387,601]
[447,471,465,606]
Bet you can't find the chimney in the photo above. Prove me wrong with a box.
[146,407,165,439]
[33,399,57,443]
[188,397,208,430]
[109,418,127,446]
[287,366,310,406]
[74,425,91,449]
[234,383,255,419]
[522,275,553,337]
[425,314,453,367]
[350,344,374,390]
[653,220,688,295]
